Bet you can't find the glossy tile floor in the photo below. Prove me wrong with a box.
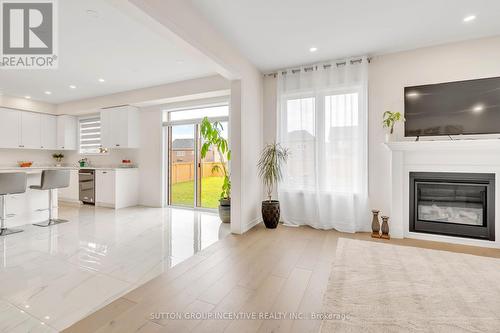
[0,205,230,332]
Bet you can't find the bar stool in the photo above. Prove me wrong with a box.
[0,172,27,236]
[31,169,70,227]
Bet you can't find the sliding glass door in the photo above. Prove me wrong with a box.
[165,104,229,209]
[168,124,196,207]
[199,121,228,209]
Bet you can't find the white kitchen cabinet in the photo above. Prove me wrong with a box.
[95,170,115,206]
[57,115,77,150]
[20,112,41,149]
[0,108,21,148]
[95,169,138,209]
[100,106,140,149]
[40,114,57,150]
[58,169,80,203]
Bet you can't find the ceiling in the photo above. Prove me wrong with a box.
[190,0,500,71]
[0,0,216,104]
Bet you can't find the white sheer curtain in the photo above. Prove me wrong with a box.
[277,58,368,232]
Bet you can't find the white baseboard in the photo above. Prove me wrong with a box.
[58,199,82,206]
[243,217,262,233]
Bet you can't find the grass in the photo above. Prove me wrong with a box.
[171,176,224,208]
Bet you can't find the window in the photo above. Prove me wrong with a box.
[283,97,316,189]
[325,93,359,129]
[176,151,185,157]
[281,91,361,192]
[79,115,105,154]
[165,104,229,122]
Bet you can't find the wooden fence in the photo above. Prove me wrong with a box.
[171,162,225,184]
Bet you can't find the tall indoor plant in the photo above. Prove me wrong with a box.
[200,117,231,223]
[257,143,289,229]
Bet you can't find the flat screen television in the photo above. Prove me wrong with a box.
[404,76,500,137]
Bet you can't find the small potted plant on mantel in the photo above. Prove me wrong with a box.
[382,111,404,142]
[52,153,64,167]
[200,117,231,223]
[257,143,289,229]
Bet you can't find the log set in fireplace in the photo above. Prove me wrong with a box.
[409,172,495,241]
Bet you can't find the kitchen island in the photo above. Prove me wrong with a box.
[0,168,59,228]
[0,166,139,228]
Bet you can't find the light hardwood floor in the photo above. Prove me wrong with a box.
[64,223,500,333]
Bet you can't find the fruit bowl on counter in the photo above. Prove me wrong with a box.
[120,159,136,168]
[18,161,33,168]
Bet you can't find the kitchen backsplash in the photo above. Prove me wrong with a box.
[0,149,139,168]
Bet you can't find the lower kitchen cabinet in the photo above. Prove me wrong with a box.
[58,169,80,203]
[95,169,138,209]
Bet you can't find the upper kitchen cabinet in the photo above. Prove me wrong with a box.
[0,108,21,148]
[100,106,140,149]
[0,108,73,150]
[57,115,78,150]
[40,114,57,150]
[20,112,42,149]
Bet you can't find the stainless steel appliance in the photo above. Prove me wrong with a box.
[79,169,95,204]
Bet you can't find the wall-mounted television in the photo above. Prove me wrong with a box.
[404,76,500,137]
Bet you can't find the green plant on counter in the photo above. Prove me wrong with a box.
[52,153,64,162]
[382,111,403,134]
[200,117,231,200]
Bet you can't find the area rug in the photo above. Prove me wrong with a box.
[320,238,500,332]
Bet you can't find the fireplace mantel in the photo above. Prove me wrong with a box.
[385,139,500,152]
[385,139,500,248]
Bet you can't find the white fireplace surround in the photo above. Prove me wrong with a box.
[386,139,500,248]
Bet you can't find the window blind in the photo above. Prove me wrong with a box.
[79,115,102,154]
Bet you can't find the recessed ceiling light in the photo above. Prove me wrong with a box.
[463,15,476,22]
[309,47,318,53]
[44,91,52,95]
[98,78,105,83]
[86,9,99,18]
[24,95,31,99]
[473,104,484,113]
[69,84,76,89]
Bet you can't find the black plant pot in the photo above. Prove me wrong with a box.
[262,200,280,229]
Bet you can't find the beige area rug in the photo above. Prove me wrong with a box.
[321,238,500,332]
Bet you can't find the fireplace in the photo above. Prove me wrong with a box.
[409,172,495,241]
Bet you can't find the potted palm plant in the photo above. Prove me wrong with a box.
[258,143,289,229]
[200,117,231,223]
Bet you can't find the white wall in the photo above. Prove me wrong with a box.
[0,148,139,168]
[63,150,139,167]
[369,35,500,217]
[57,75,229,115]
[0,95,56,114]
[262,35,500,229]
[137,108,164,207]
[0,149,58,167]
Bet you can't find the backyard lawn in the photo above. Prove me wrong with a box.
[171,176,224,208]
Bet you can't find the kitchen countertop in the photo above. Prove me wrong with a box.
[0,166,138,173]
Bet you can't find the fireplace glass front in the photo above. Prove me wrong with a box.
[410,172,495,241]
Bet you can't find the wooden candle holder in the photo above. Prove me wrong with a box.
[371,209,381,238]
